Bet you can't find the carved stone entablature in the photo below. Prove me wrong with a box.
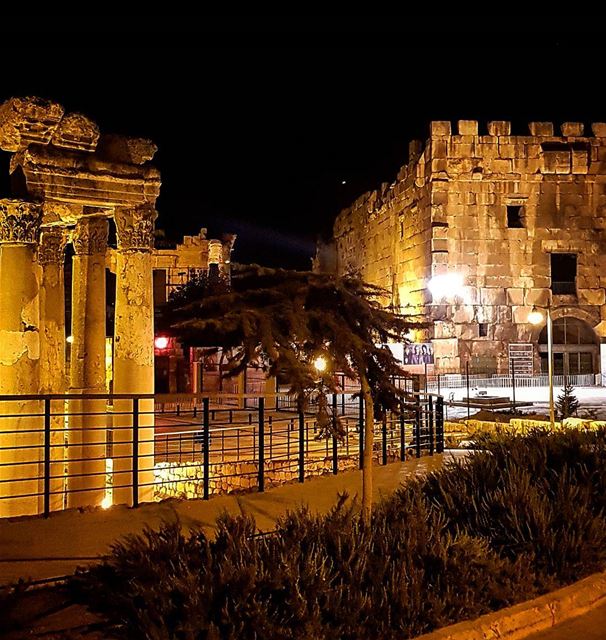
[0,199,42,244]
[0,97,65,152]
[71,216,109,256]
[51,112,100,152]
[13,145,161,208]
[115,204,157,252]
[38,227,68,265]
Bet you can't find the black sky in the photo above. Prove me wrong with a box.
[0,16,603,268]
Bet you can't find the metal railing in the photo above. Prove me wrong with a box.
[0,391,444,519]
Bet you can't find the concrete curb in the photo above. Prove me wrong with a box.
[416,571,606,640]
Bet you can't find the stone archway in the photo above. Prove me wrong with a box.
[538,316,600,375]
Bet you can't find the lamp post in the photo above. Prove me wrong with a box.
[528,305,555,429]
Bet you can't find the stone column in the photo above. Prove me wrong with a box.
[67,216,109,508]
[0,199,43,517]
[208,239,222,286]
[113,204,156,506]
[38,227,68,511]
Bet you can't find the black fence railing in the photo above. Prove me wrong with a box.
[0,391,444,519]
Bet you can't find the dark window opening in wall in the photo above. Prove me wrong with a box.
[550,253,577,295]
[507,205,524,228]
[479,323,488,337]
[400,220,404,238]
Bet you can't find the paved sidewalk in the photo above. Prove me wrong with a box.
[0,452,461,585]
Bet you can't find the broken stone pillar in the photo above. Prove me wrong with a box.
[38,226,68,510]
[67,216,109,508]
[112,204,156,506]
[0,199,43,517]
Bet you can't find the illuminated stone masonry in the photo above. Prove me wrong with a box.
[327,120,606,375]
[0,96,235,516]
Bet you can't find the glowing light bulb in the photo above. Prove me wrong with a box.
[154,336,169,350]
[528,307,544,325]
[66,335,74,344]
[101,495,112,509]
[313,356,328,373]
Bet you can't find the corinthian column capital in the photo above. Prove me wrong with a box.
[71,216,109,256]
[114,204,157,252]
[38,227,68,265]
[0,199,43,244]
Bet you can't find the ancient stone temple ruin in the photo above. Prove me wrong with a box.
[0,97,233,516]
[325,120,606,376]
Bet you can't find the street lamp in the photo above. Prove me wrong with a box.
[313,355,328,373]
[528,305,555,429]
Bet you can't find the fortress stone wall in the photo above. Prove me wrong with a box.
[329,120,606,374]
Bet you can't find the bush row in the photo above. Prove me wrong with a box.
[72,428,606,639]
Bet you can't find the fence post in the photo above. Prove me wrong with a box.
[436,396,444,454]
[332,393,338,474]
[269,416,273,459]
[258,397,265,492]
[428,395,434,456]
[466,361,471,419]
[400,409,405,462]
[203,398,210,500]
[298,409,305,482]
[511,357,517,413]
[358,393,364,469]
[415,395,421,459]
[341,374,346,414]
[382,415,387,465]
[43,397,51,518]
[132,397,139,508]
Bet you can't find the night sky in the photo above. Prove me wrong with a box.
[0,17,603,269]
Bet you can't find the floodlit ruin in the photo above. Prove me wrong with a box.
[323,120,606,377]
[0,97,233,516]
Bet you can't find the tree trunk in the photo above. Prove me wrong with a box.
[360,373,374,524]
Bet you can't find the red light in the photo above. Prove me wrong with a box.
[155,336,169,350]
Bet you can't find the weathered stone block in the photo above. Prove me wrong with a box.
[459,323,478,340]
[541,150,571,174]
[561,122,584,137]
[524,288,550,306]
[529,122,554,137]
[506,288,524,305]
[433,320,456,339]
[431,121,451,137]
[51,112,100,152]
[487,121,511,136]
[480,287,506,305]
[591,123,606,137]
[578,288,606,306]
[0,96,65,151]
[453,305,475,323]
[458,120,478,136]
[572,149,589,174]
[490,159,513,174]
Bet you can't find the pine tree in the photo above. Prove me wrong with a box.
[163,264,423,522]
[555,382,579,419]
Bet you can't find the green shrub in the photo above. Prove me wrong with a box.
[72,429,606,640]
